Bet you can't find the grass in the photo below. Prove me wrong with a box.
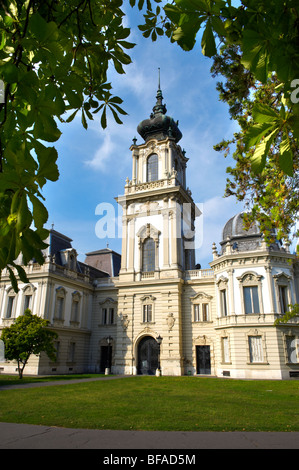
[0,373,105,386]
[0,375,299,432]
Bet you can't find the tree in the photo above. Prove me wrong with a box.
[1,0,299,291]
[0,0,134,290]
[211,44,299,244]
[1,309,58,378]
[135,0,299,241]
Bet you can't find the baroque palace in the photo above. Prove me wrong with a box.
[1,86,299,380]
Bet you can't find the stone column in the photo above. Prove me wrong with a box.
[265,265,275,313]
[227,268,235,316]
[163,211,170,267]
[127,216,135,272]
[120,206,128,271]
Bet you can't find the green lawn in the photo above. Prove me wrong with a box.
[0,373,105,386]
[0,375,299,432]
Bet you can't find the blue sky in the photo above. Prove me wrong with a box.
[43,4,244,269]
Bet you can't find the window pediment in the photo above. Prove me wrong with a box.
[216,276,228,290]
[237,271,263,285]
[190,292,212,303]
[137,223,160,243]
[273,272,291,283]
[99,297,117,306]
[140,294,156,302]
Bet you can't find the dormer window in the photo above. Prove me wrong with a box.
[147,153,158,182]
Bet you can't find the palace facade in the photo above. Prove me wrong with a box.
[1,86,299,380]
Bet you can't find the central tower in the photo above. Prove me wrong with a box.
[116,83,200,282]
[113,80,201,375]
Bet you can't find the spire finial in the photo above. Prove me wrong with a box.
[152,67,166,116]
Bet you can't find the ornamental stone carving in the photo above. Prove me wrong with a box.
[166,313,175,331]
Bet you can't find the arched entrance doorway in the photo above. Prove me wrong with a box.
[137,336,159,375]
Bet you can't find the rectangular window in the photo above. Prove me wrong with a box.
[56,297,64,320]
[222,337,230,363]
[102,308,107,325]
[279,286,288,314]
[54,341,60,362]
[6,296,14,318]
[68,342,76,362]
[109,308,114,324]
[249,336,264,363]
[202,303,209,321]
[244,286,260,314]
[71,301,79,322]
[194,304,200,322]
[143,304,152,323]
[286,336,298,363]
[24,295,32,312]
[220,289,227,317]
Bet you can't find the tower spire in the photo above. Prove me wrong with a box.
[152,68,166,116]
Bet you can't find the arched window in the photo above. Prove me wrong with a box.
[5,288,16,319]
[147,154,158,182]
[142,237,155,272]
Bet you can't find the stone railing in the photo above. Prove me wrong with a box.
[184,269,214,280]
[216,312,299,328]
[141,271,155,279]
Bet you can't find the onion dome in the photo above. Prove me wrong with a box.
[220,212,261,253]
[222,212,260,241]
[137,85,182,143]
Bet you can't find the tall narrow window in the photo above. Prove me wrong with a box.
[68,342,76,362]
[71,301,79,322]
[24,295,32,312]
[6,295,14,319]
[71,292,81,324]
[244,286,260,314]
[279,286,288,314]
[202,303,209,321]
[222,337,230,363]
[143,304,153,323]
[220,289,227,317]
[56,298,64,319]
[147,154,158,182]
[142,237,155,272]
[54,287,66,322]
[249,336,263,363]
[54,341,60,362]
[194,304,200,322]
[109,308,114,324]
[102,308,107,325]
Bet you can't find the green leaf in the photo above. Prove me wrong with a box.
[252,104,279,124]
[65,109,79,123]
[101,107,107,129]
[201,19,217,57]
[250,129,277,174]
[244,122,277,150]
[1,63,18,83]
[16,191,32,234]
[173,16,204,51]
[28,194,49,230]
[36,146,59,182]
[81,109,88,130]
[279,135,293,176]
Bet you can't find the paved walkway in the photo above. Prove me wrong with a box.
[1,376,299,450]
[0,423,299,449]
